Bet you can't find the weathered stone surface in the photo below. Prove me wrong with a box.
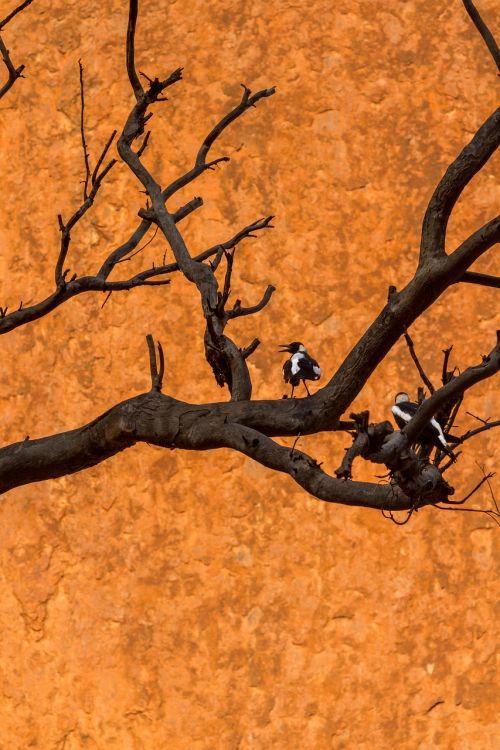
[0,0,498,747]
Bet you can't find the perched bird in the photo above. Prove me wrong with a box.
[391,392,456,461]
[279,342,321,397]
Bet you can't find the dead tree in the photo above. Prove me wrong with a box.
[0,0,498,521]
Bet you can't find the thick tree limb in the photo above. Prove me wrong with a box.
[0,388,411,510]
[419,108,500,261]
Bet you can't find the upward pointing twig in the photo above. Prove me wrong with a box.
[126,0,144,101]
[78,60,91,201]
[146,334,164,391]
[403,332,435,393]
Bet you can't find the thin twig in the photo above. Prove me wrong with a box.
[101,291,112,309]
[434,505,500,526]
[404,332,435,393]
[466,410,490,425]
[146,333,160,390]
[381,508,414,525]
[439,471,494,505]
[456,419,500,445]
[116,226,159,264]
[78,60,92,200]
[0,0,34,30]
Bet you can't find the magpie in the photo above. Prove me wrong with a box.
[279,342,321,397]
[391,392,456,462]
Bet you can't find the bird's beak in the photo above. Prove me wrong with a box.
[278,344,291,353]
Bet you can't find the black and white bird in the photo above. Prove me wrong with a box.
[391,392,456,461]
[279,342,321,397]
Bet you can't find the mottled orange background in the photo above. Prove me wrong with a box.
[0,0,498,747]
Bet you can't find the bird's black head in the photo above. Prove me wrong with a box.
[278,342,306,354]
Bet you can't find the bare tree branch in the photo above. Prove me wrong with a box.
[0,34,23,99]
[0,0,34,30]
[0,387,412,510]
[462,0,500,73]
[78,60,92,201]
[162,84,275,202]
[0,0,498,519]
[456,419,500,445]
[116,0,277,402]
[448,214,500,279]
[126,0,144,101]
[55,135,118,286]
[403,332,500,444]
[228,285,276,319]
[0,1,34,99]
[403,332,435,393]
[459,271,500,289]
[419,109,500,261]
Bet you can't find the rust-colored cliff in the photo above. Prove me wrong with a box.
[0,0,498,747]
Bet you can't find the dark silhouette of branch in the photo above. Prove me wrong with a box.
[126,0,143,101]
[456,419,500,445]
[0,0,34,30]
[162,84,275,202]
[78,60,92,201]
[460,271,500,289]
[0,0,498,516]
[462,0,500,73]
[54,135,118,286]
[403,332,500,444]
[441,346,454,385]
[420,114,500,261]
[403,332,435,393]
[0,1,35,99]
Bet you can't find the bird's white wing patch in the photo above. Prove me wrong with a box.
[392,405,411,422]
[313,365,321,376]
[430,417,448,448]
[290,352,303,375]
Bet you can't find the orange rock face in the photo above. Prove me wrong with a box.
[0,0,498,747]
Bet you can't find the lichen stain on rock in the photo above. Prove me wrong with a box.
[0,0,498,747]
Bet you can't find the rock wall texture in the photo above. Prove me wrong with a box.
[0,0,498,747]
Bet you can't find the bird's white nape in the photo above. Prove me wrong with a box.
[395,391,410,404]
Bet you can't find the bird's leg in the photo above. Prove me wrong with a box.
[290,385,295,399]
[303,380,311,396]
